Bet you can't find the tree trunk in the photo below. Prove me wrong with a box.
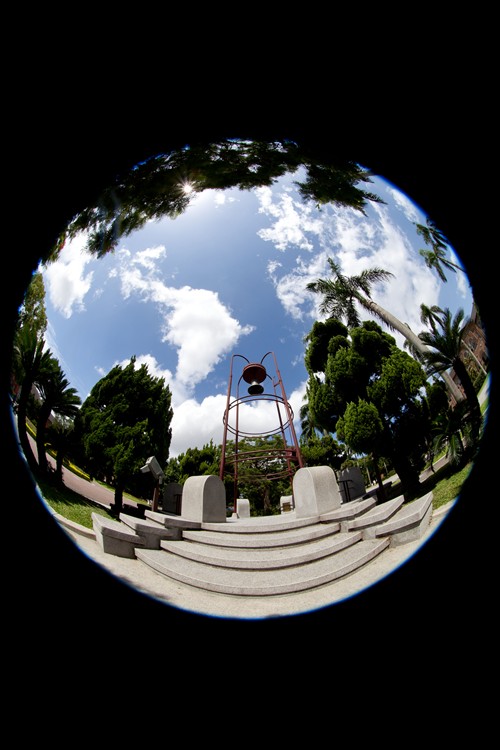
[373,456,387,503]
[16,389,39,476]
[263,486,271,511]
[391,453,421,501]
[361,297,465,404]
[36,404,52,476]
[453,357,482,440]
[55,450,64,484]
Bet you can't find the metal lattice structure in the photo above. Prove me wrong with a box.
[219,352,303,512]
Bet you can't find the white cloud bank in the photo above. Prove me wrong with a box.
[43,233,94,318]
[256,181,442,346]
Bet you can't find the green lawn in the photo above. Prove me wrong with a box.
[417,461,473,509]
[36,475,118,527]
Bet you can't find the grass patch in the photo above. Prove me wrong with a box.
[36,475,116,528]
[395,460,473,509]
[425,462,473,509]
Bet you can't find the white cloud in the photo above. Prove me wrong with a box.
[258,190,442,347]
[385,185,421,223]
[133,244,167,270]
[168,379,308,457]
[114,246,255,402]
[42,233,94,318]
[268,251,329,321]
[160,286,255,387]
[256,186,322,252]
[214,192,237,207]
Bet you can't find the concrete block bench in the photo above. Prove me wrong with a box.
[92,512,144,559]
[375,491,433,546]
[119,513,182,548]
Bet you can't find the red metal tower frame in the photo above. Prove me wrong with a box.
[219,351,303,514]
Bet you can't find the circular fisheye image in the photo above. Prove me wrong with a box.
[9,138,489,620]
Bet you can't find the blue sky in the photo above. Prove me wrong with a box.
[39,164,472,457]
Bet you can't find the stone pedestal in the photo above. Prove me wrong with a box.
[292,466,342,518]
[236,498,250,518]
[181,475,227,523]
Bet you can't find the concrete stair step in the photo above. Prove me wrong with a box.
[346,494,405,531]
[159,530,363,569]
[145,510,202,529]
[180,522,341,549]
[375,491,433,545]
[319,495,376,522]
[135,537,390,596]
[201,514,320,533]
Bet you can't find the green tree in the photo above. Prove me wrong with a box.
[11,326,56,474]
[15,270,48,339]
[221,434,296,514]
[430,399,473,468]
[45,415,79,484]
[336,400,384,454]
[165,441,221,484]
[306,257,465,404]
[306,320,430,499]
[74,357,173,513]
[299,433,345,470]
[418,306,482,445]
[34,359,81,476]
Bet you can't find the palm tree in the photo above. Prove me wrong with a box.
[35,361,81,475]
[306,257,464,404]
[299,401,317,443]
[419,303,445,334]
[12,326,56,474]
[415,218,464,283]
[431,400,472,468]
[418,307,482,443]
[45,416,77,484]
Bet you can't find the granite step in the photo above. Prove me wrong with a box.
[180,522,342,548]
[159,530,363,569]
[200,514,320,533]
[135,537,390,596]
[346,494,405,535]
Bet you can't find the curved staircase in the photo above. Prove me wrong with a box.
[91,491,435,597]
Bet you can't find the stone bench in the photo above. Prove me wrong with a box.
[92,512,144,559]
[374,491,433,546]
[119,513,182,548]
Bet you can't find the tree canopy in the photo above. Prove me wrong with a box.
[305,319,435,499]
[15,271,47,340]
[47,139,385,263]
[305,257,465,404]
[74,357,173,512]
